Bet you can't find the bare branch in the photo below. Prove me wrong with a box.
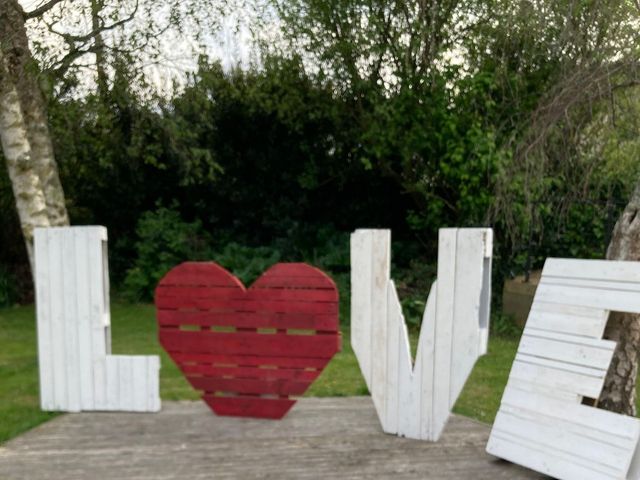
[24,0,66,19]
[43,0,139,44]
[47,44,101,78]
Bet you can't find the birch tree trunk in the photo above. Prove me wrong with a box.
[0,47,49,272]
[599,182,640,415]
[0,0,69,227]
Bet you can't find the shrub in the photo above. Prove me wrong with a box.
[122,205,289,300]
[122,205,213,301]
[491,311,522,338]
[212,243,281,285]
[0,265,16,308]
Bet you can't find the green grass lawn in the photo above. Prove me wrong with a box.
[0,303,520,444]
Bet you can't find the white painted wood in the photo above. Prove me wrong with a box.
[350,228,493,441]
[146,356,161,412]
[487,258,640,480]
[118,356,134,411]
[350,231,372,392]
[62,231,81,412]
[132,356,147,412]
[384,280,401,434]
[543,258,640,283]
[418,281,438,439]
[48,228,67,411]
[34,231,53,411]
[431,229,457,440]
[370,231,390,423]
[34,226,161,413]
[74,228,94,410]
[526,308,608,338]
[518,331,615,370]
[535,283,640,315]
[105,356,119,411]
[509,356,607,399]
[449,229,491,407]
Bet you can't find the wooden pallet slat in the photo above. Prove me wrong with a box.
[189,376,311,396]
[202,396,296,419]
[180,364,322,381]
[155,285,338,302]
[159,330,340,358]
[154,296,339,314]
[157,310,338,331]
[169,352,331,369]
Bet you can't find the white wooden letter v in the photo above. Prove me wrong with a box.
[350,228,493,441]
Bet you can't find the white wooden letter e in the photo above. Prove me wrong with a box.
[487,258,640,480]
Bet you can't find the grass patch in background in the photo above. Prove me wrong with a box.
[0,306,59,443]
[453,336,520,422]
[1,302,539,444]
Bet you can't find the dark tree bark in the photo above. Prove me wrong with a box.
[599,182,640,415]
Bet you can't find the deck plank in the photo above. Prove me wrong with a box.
[0,398,545,479]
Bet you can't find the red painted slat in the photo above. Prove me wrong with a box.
[156,285,338,302]
[203,396,295,419]
[181,364,321,381]
[159,330,340,358]
[159,262,245,288]
[155,297,338,315]
[169,352,331,369]
[253,277,337,289]
[189,376,309,396]
[157,310,338,331]
[257,263,327,278]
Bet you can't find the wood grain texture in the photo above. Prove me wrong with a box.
[0,398,545,480]
[350,228,493,441]
[487,258,640,480]
[155,262,340,419]
[33,227,160,413]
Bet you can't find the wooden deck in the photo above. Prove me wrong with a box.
[0,397,545,479]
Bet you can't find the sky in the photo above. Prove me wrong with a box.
[20,0,265,97]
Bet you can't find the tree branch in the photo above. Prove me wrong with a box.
[47,43,101,78]
[43,0,139,44]
[24,0,66,19]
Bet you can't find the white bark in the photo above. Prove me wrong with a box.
[1,0,69,227]
[0,48,49,271]
[23,97,69,227]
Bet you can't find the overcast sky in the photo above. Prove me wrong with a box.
[20,0,265,96]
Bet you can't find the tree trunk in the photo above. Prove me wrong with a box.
[91,0,109,101]
[599,182,640,415]
[0,47,49,272]
[0,0,69,227]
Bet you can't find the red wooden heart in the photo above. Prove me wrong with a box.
[155,262,341,419]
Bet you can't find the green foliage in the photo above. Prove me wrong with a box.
[0,306,59,444]
[212,243,281,286]
[490,311,522,338]
[393,258,437,329]
[0,267,16,308]
[122,205,214,301]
